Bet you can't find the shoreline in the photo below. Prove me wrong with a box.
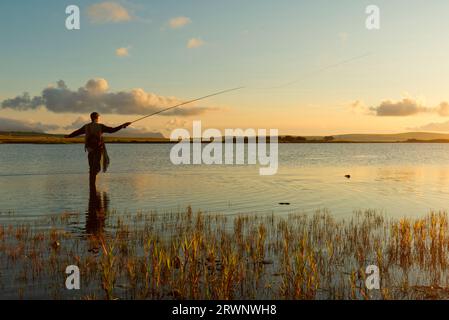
[2,136,449,144]
[3,132,449,144]
[2,140,449,144]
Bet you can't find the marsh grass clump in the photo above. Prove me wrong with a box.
[3,208,449,299]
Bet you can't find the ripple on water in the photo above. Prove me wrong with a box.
[2,144,449,226]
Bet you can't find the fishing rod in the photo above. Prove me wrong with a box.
[131,86,245,124]
[130,53,370,123]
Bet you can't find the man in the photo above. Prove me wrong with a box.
[65,112,131,190]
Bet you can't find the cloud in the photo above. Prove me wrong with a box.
[187,38,205,49]
[63,116,90,131]
[169,16,191,29]
[166,118,187,127]
[370,98,429,116]
[0,92,44,111]
[164,118,188,133]
[115,47,130,57]
[109,127,165,138]
[87,2,131,24]
[63,117,164,137]
[437,102,449,116]
[349,100,366,111]
[0,117,58,133]
[369,98,449,117]
[1,78,217,117]
[409,120,449,132]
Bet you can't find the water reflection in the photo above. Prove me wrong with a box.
[5,144,449,221]
[86,189,109,253]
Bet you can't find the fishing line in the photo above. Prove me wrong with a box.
[130,52,371,123]
[251,52,372,90]
[131,86,245,124]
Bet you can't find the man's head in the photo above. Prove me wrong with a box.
[90,112,99,123]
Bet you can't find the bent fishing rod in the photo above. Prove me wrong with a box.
[131,86,245,124]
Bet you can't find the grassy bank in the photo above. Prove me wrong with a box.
[4,135,449,144]
[0,134,170,144]
[5,131,449,144]
[2,207,449,299]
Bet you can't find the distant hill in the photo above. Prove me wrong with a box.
[0,130,165,139]
[0,131,168,144]
[0,131,58,137]
[3,131,449,144]
[109,131,165,139]
[278,132,449,142]
[328,132,449,142]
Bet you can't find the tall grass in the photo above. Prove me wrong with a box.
[2,208,449,299]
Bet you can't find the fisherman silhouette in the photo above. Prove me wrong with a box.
[65,112,131,190]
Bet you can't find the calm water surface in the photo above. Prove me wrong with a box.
[1,143,449,226]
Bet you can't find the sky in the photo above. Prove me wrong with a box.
[2,0,449,136]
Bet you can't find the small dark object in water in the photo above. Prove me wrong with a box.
[279,202,290,205]
[345,175,351,179]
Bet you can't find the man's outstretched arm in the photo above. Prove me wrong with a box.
[64,126,86,138]
[101,122,132,134]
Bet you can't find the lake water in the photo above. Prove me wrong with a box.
[1,143,449,228]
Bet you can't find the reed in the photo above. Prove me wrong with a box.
[3,208,449,299]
